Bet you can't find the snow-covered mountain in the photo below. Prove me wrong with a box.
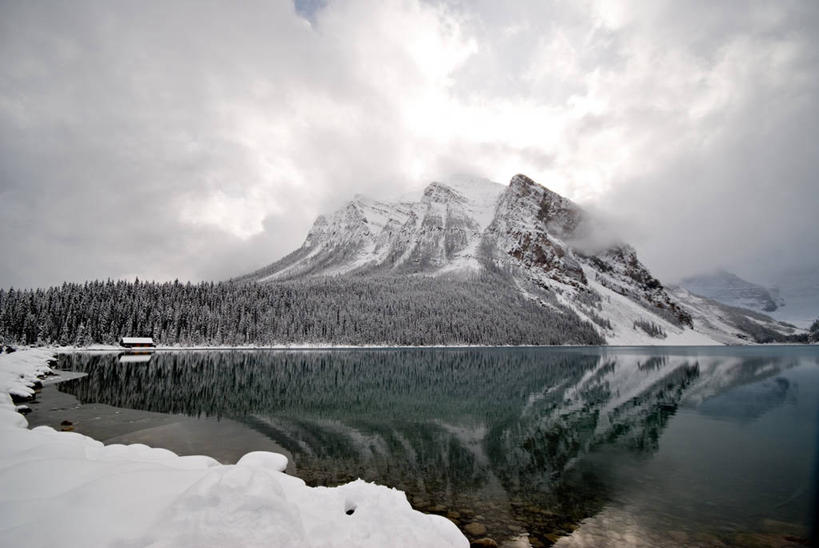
[243,175,505,280]
[679,269,819,329]
[680,271,784,313]
[242,174,805,345]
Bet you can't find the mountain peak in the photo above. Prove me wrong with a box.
[497,174,582,240]
[509,173,571,202]
[422,182,467,204]
[510,173,536,187]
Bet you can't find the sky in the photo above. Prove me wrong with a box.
[1,0,817,289]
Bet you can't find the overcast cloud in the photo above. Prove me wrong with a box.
[1,0,817,288]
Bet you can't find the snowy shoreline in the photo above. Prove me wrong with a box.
[47,341,819,354]
[43,342,731,353]
[0,348,467,547]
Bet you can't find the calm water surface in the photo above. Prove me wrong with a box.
[31,346,819,547]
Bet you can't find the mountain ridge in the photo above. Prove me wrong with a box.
[241,174,806,346]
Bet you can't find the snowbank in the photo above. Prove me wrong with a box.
[0,348,467,548]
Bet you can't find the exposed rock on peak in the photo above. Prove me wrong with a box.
[422,182,468,204]
[509,173,536,188]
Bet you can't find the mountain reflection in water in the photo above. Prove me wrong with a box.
[55,347,818,546]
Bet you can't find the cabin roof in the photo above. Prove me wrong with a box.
[120,337,154,344]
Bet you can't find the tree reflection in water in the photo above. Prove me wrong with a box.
[57,348,799,545]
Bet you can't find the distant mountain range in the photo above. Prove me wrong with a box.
[241,174,810,345]
[680,271,784,313]
[680,269,819,329]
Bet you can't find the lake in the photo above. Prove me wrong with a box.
[29,346,819,547]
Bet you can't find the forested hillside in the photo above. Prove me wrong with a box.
[0,275,604,346]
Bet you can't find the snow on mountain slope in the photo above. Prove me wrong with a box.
[244,177,505,281]
[582,271,716,346]
[667,286,804,344]
[680,270,784,313]
[241,174,804,345]
[436,175,506,231]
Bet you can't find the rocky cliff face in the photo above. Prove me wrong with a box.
[485,174,587,286]
[240,174,803,345]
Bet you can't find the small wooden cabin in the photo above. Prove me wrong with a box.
[119,337,156,349]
